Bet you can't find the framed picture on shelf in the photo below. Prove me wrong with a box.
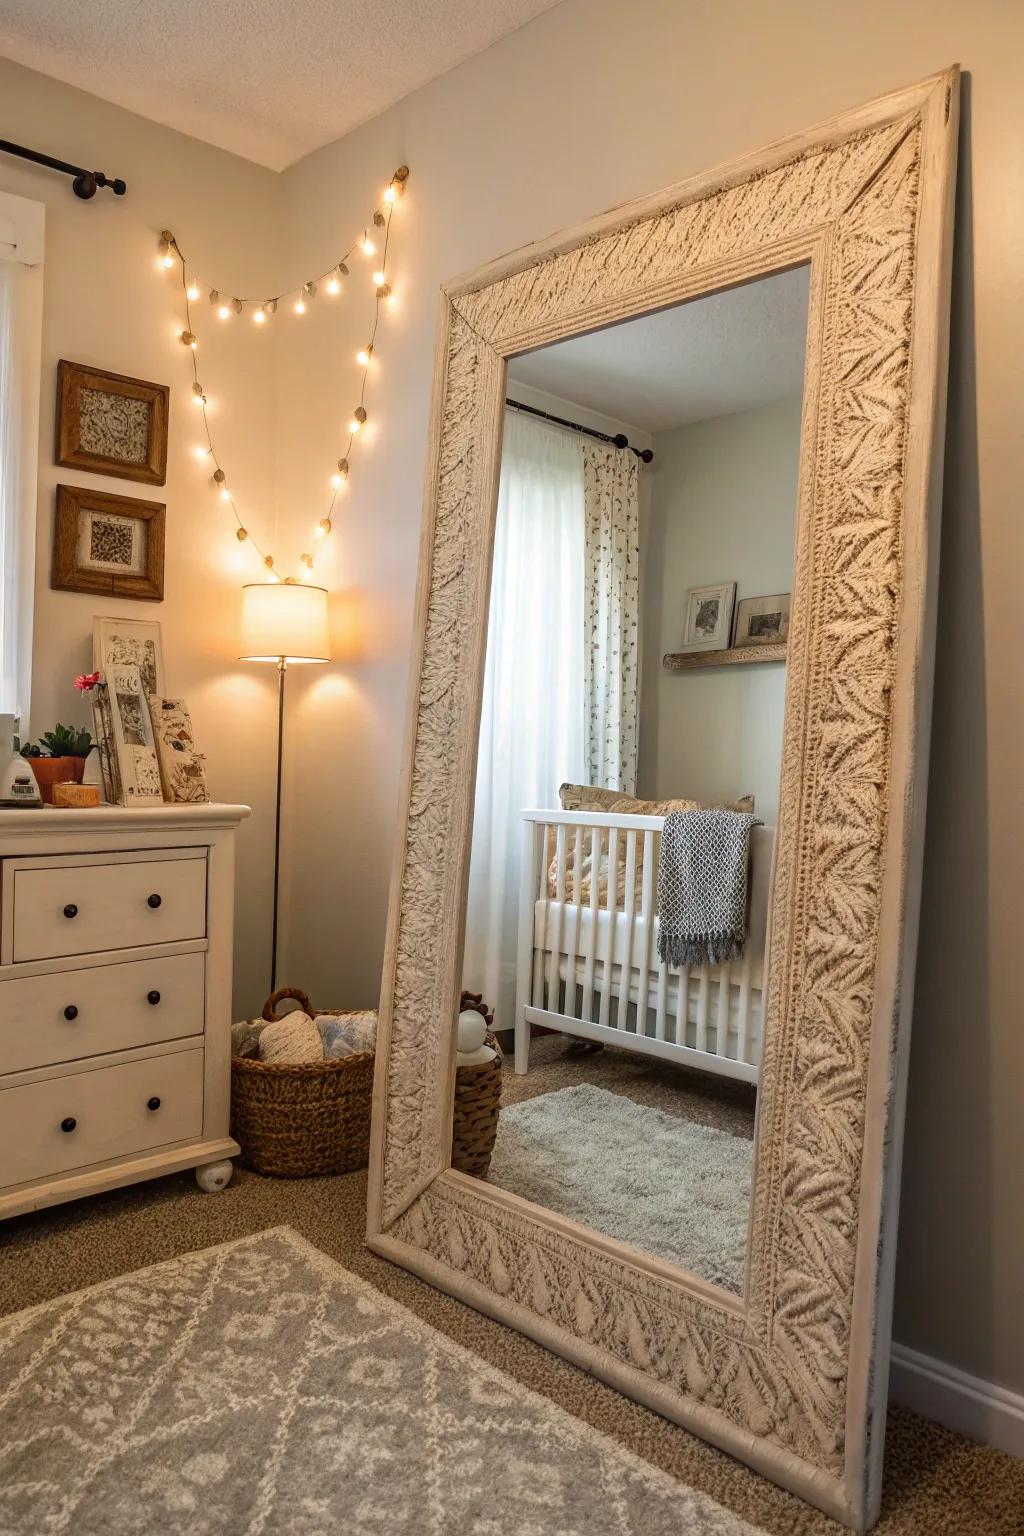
[93,615,166,698]
[56,360,169,485]
[678,581,736,653]
[733,592,791,648]
[147,696,209,804]
[52,485,165,601]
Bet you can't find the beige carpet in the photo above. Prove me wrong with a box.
[1,1163,1020,1535]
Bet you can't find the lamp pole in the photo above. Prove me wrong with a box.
[270,657,287,993]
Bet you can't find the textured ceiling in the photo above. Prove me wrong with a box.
[0,0,562,170]
[508,267,811,433]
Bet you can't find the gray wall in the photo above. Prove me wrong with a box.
[639,398,802,823]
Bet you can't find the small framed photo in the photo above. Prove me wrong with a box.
[56,361,169,486]
[679,581,736,653]
[105,664,164,803]
[93,615,166,697]
[733,593,791,648]
[52,485,165,601]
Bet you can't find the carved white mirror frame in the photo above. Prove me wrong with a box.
[367,69,959,1533]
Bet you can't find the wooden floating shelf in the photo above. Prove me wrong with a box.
[663,642,787,670]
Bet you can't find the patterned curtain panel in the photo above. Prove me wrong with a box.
[581,442,640,793]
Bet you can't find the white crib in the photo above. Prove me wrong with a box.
[514,810,773,1084]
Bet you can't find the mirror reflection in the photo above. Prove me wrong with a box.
[456,268,809,1293]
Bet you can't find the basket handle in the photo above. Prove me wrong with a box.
[262,986,313,1021]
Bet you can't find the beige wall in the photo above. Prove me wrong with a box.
[0,61,283,1018]
[273,0,1024,1395]
[639,398,802,823]
[3,0,1021,1397]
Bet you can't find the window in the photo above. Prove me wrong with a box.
[0,191,44,726]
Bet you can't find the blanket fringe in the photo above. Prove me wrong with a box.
[657,933,746,969]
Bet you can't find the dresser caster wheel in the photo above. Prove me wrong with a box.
[195,1159,234,1193]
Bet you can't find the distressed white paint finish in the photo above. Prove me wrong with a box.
[367,72,959,1532]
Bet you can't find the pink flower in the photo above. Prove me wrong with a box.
[74,671,101,692]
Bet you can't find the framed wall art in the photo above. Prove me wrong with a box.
[52,484,165,601]
[56,360,169,486]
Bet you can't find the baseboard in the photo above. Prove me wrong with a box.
[889,1343,1024,1457]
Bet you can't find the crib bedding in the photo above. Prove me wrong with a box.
[534,900,766,990]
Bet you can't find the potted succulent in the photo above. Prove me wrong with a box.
[22,724,93,804]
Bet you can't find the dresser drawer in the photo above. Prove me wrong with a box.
[0,1048,204,1188]
[0,952,205,1076]
[7,854,207,962]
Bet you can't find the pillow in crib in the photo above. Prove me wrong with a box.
[547,785,756,903]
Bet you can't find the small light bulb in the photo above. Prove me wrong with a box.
[193,445,209,460]
[218,303,230,320]
[253,307,266,324]
[161,251,174,269]
[383,185,397,204]
[186,281,200,301]
[220,487,231,502]
[356,348,370,367]
[315,519,330,538]
[294,296,306,315]
[325,274,341,295]
[330,473,342,489]
[372,269,386,286]
[360,235,375,256]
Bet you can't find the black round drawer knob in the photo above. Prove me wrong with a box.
[60,1117,77,1134]
[147,1096,161,1112]
[147,990,161,1006]
[147,893,162,909]
[63,903,78,919]
[63,1004,79,1021]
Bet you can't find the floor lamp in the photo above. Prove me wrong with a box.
[240,581,331,992]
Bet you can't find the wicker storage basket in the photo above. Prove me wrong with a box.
[451,992,502,1178]
[230,987,374,1178]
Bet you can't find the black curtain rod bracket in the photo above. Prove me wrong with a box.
[505,397,653,463]
[0,139,126,199]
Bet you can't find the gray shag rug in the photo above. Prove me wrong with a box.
[489,1084,754,1292]
[0,1225,764,1536]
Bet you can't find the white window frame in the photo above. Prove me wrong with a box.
[0,189,44,733]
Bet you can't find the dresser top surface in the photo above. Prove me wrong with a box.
[0,804,251,839]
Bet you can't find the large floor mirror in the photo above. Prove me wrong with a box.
[369,70,959,1533]
[462,268,809,1295]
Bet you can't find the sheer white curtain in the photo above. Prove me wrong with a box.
[0,260,19,716]
[464,411,586,1025]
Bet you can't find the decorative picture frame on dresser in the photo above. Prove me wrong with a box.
[56,360,169,485]
[93,615,166,697]
[52,484,165,602]
[367,70,960,1533]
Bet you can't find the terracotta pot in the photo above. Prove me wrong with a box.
[27,756,87,806]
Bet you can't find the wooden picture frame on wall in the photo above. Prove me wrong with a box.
[52,484,165,601]
[56,360,169,486]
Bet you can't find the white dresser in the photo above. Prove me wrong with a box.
[0,803,250,1220]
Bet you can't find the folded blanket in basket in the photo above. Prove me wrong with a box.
[657,809,762,969]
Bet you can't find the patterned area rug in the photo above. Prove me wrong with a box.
[489,1084,754,1291]
[0,1226,764,1535]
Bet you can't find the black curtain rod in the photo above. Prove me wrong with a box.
[505,397,654,463]
[0,139,126,199]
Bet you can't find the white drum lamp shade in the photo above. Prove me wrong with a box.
[239,582,330,664]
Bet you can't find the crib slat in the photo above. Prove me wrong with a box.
[696,969,710,1053]
[716,963,731,1060]
[737,947,752,1066]
[674,962,689,1047]
[515,819,543,1073]
[581,825,600,1024]
[616,831,638,1033]
[639,830,655,1040]
[547,823,567,1012]
[567,824,584,1018]
[598,827,618,1032]
[532,821,550,1011]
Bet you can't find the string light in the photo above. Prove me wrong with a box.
[158,165,409,578]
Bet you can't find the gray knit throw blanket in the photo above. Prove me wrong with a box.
[657,809,762,968]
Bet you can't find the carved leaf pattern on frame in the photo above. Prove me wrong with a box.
[378,113,923,1478]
